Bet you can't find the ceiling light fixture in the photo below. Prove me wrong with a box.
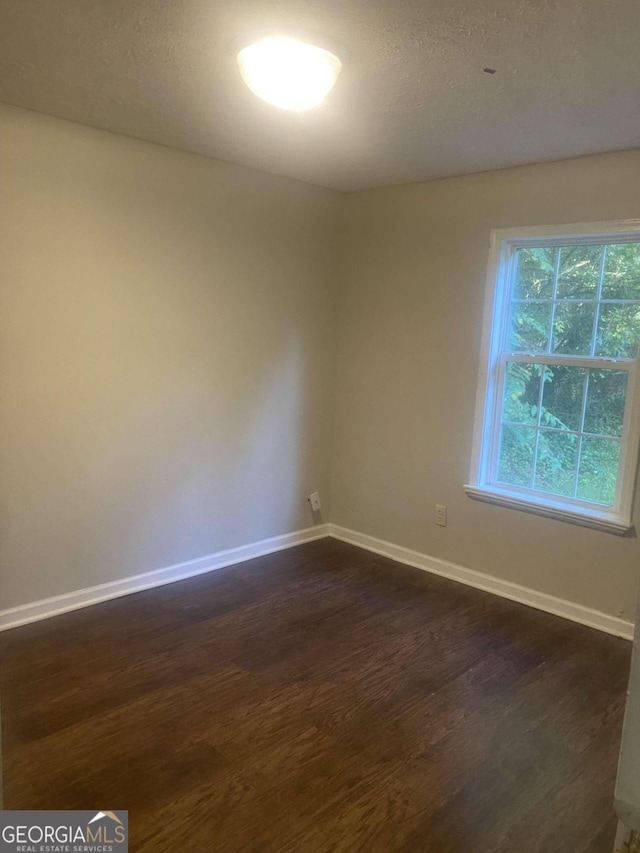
[237,37,342,111]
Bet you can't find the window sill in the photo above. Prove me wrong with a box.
[463,484,633,535]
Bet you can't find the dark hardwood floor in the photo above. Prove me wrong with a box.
[0,538,631,852]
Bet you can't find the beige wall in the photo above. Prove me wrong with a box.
[0,104,341,610]
[2,102,639,624]
[331,151,640,622]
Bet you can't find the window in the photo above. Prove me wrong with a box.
[466,221,640,534]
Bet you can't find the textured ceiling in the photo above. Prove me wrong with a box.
[0,0,639,191]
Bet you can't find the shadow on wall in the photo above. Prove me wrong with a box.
[1,318,323,610]
[107,329,311,569]
[0,105,338,612]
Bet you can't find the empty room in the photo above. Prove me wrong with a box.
[1,1,640,851]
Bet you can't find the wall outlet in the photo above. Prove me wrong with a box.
[308,492,322,512]
[435,504,447,527]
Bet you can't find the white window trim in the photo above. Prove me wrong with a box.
[465,219,640,535]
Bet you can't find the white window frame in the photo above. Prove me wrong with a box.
[465,219,640,535]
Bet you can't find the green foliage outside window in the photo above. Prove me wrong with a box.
[497,241,640,506]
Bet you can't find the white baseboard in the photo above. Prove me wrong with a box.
[0,524,330,632]
[2,520,634,640]
[329,524,635,641]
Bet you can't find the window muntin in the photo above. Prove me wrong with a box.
[507,244,640,361]
[496,362,625,506]
[468,223,640,532]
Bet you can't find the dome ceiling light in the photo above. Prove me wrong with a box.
[237,37,342,111]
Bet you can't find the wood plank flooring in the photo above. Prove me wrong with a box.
[0,538,631,852]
